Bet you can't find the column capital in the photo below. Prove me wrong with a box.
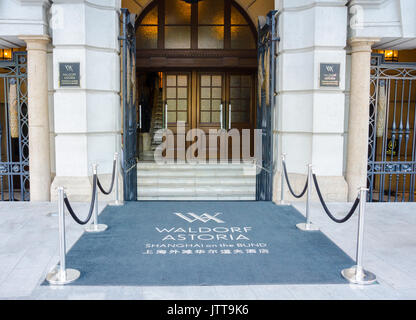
[348,37,380,54]
[18,35,51,51]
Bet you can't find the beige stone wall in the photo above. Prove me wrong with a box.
[122,0,274,23]
[272,171,348,203]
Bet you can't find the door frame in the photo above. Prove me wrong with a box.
[195,71,226,132]
[120,8,138,201]
[256,10,279,201]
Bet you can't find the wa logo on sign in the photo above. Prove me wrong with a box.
[326,65,334,73]
[174,212,225,224]
[65,64,74,72]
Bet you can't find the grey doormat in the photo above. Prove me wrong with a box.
[47,201,355,286]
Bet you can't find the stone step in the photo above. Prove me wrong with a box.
[137,186,255,197]
[137,168,256,177]
[137,162,256,169]
[137,176,255,186]
[138,171,255,178]
[139,151,155,161]
[137,163,256,170]
[138,195,255,200]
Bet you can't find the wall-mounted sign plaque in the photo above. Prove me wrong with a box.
[320,63,340,87]
[59,62,80,87]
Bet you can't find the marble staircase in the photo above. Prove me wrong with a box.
[140,89,164,161]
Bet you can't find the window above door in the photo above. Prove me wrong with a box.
[136,0,256,50]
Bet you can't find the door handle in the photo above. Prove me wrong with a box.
[228,103,232,129]
[164,103,168,129]
[220,103,223,129]
[138,104,142,130]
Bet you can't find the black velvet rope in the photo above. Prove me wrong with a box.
[63,174,97,225]
[312,173,360,223]
[282,160,308,198]
[97,159,116,195]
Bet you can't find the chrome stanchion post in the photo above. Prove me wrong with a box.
[279,153,288,205]
[110,152,123,206]
[46,187,80,285]
[296,164,319,231]
[342,187,377,285]
[85,163,108,233]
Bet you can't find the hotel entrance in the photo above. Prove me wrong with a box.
[126,0,262,200]
[119,0,276,200]
[134,0,258,163]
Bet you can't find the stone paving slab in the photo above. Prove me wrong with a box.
[0,201,415,299]
[291,202,416,291]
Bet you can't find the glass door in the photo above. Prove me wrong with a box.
[226,73,255,160]
[163,72,191,160]
[161,70,255,161]
[196,71,255,161]
[197,72,225,160]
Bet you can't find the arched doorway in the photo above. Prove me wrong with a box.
[120,0,277,201]
[135,0,258,160]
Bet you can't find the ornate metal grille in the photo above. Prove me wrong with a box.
[368,54,416,202]
[256,10,278,201]
[0,52,29,201]
[120,9,138,201]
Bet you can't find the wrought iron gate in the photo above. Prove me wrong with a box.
[256,10,278,201]
[0,52,29,201]
[120,9,138,201]
[368,54,416,202]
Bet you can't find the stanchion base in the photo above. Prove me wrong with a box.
[278,201,290,206]
[341,266,377,285]
[109,200,124,206]
[296,222,320,231]
[46,268,80,285]
[85,223,108,233]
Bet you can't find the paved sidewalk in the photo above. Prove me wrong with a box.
[0,201,415,300]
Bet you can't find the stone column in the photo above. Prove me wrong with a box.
[19,35,52,202]
[273,0,349,203]
[50,1,121,201]
[346,38,379,201]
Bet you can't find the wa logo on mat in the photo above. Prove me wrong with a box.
[173,212,225,224]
